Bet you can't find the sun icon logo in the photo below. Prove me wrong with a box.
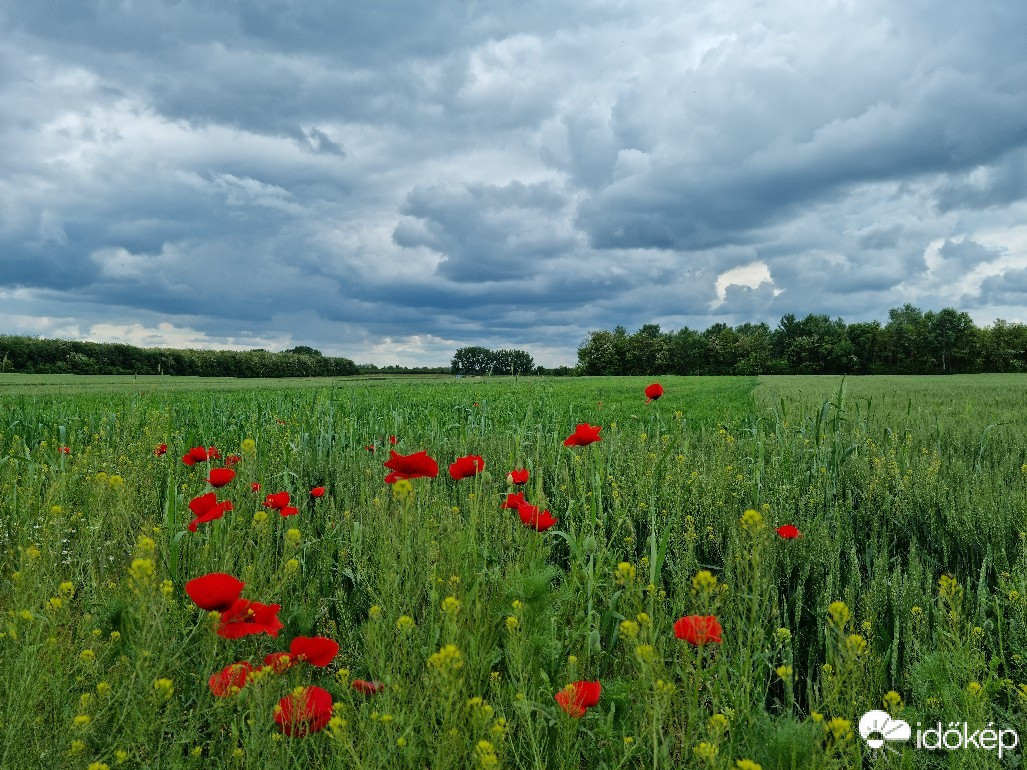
[859,709,911,754]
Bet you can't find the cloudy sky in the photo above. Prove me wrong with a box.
[2,1,1026,366]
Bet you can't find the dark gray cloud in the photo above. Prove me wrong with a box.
[2,0,1027,366]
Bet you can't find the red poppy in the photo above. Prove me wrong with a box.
[208,662,253,697]
[555,680,601,718]
[563,424,602,447]
[364,445,376,452]
[449,454,485,480]
[279,506,299,518]
[274,685,333,737]
[264,491,291,510]
[225,454,242,465]
[207,467,236,488]
[673,615,722,646]
[517,502,558,532]
[251,482,262,493]
[187,492,234,532]
[290,636,339,667]
[154,443,168,456]
[507,469,529,485]
[310,486,325,498]
[645,383,664,403]
[776,524,802,539]
[501,491,527,510]
[388,435,398,445]
[181,446,210,466]
[352,679,385,696]
[275,419,287,426]
[383,450,439,484]
[216,599,284,639]
[264,652,295,673]
[208,446,222,460]
[185,572,245,612]
[58,445,71,455]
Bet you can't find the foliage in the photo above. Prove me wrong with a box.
[577,306,1024,375]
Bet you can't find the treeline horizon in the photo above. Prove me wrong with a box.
[577,304,1027,375]
[4,303,1027,379]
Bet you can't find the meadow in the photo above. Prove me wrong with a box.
[1,373,1026,770]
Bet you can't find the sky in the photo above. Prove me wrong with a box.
[1,1,1026,367]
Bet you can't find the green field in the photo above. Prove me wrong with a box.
[2,374,1027,769]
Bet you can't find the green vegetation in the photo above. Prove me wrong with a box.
[578,305,1027,375]
[1,374,1025,769]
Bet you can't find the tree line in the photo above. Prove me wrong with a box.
[0,336,359,378]
[450,347,535,375]
[577,305,1027,375]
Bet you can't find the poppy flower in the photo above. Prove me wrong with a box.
[225,454,242,465]
[251,482,262,493]
[517,502,558,532]
[264,491,291,510]
[183,446,221,465]
[555,680,601,718]
[507,469,529,485]
[310,486,325,498]
[383,450,439,484]
[207,467,236,488]
[216,599,284,639]
[58,445,71,455]
[280,506,299,517]
[563,424,602,447]
[185,572,245,612]
[154,443,168,456]
[388,435,398,445]
[264,652,295,673]
[352,679,385,695]
[673,615,722,646]
[645,383,664,403]
[274,685,333,737]
[364,445,376,452]
[501,491,527,510]
[776,524,802,539]
[290,636,339,667]
[187,492,234,532]
[208,662,253,697]
[449,454,485,480]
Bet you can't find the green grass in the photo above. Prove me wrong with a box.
[1,374,1026,769]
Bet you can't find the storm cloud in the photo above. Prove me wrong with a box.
[1,0,1025,365]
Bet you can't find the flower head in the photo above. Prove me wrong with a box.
[187,492,234,532]
[264,652,295,674]
[185,573,245,612]
[263,491,291,510]
[645,383,664,403]
[563,424,602,447]
[154,443,168,456]
[208,662,253,697]
[352,679,385,696]
[507,469,529,485]
[517,502,558,531]
[181,446,218,466]
[449,454,485,480]
[274,686,333,737]
[207,468,236,488]
[673,615,723,646]
[310,486,326,498]
[555,680,601,718]
[776,524,802,539]
[383,450,439,484]
[289,636,339,667]
[501,491,527,509]
[216,599,284,639]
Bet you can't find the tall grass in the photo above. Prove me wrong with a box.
[1,374,1025,769]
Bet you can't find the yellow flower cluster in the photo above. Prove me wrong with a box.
[428,644,463,674]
